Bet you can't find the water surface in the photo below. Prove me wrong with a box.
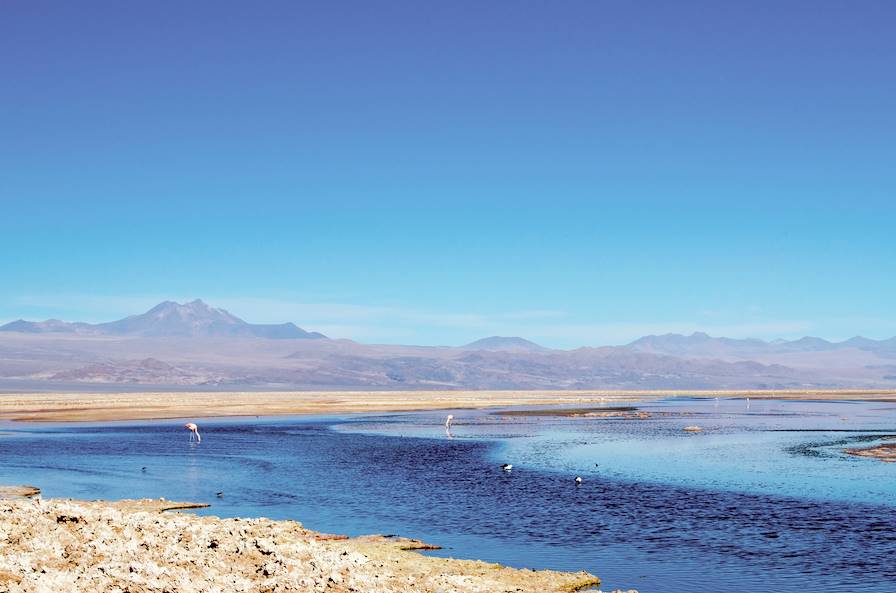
[1,397,894,592]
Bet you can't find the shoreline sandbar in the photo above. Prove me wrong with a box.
[1,389,894,423]
[845,442,896,462]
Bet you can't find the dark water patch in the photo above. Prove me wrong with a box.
[768,429,896,433]
[785,433,896,460]
[315,430,896,588]
[493,406,640,416]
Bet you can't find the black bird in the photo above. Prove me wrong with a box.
[216,492,224,498]
[141,467,147,472]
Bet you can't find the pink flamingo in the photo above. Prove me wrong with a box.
[184,422,201,443]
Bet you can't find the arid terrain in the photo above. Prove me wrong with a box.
[1,389,894,423]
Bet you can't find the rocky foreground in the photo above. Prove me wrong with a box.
[0,492,629,593]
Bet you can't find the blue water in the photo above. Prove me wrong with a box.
[1,397,895,592]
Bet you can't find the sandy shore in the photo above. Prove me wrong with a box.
[0,488,616,593]
[1,389,894,423]
[0,486,41,499]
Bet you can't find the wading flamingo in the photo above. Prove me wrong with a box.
[444,414,455,438]
[184,422,201,443]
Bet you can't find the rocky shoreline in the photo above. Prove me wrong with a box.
[0,489,630,593]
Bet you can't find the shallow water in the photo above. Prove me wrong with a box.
[1,398,894,592]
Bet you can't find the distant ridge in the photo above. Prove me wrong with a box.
[0,319,94,334]
[628,331,896,355]
[628,332,766,352]
[0,299,327,340]
[462,336,547,352]
[2,304,896,389]
[2,311,896,389]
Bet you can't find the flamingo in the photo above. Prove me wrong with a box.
[184,422,201,443]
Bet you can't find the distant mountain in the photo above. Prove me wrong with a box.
[627,332,896,357]
[628,332,767,356]
[773,336,835,352]
[0,299,327,340]
[462,336,547,352]
[842,336,896,353]
[0,319,94,334]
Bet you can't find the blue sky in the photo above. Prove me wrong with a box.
[2,1,894,347]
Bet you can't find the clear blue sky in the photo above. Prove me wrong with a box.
[2,1,894,347]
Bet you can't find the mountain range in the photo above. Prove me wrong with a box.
[462,336,547,352]
[1,300,326,340]
[627,331,896,356]
[1,300,894,390]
